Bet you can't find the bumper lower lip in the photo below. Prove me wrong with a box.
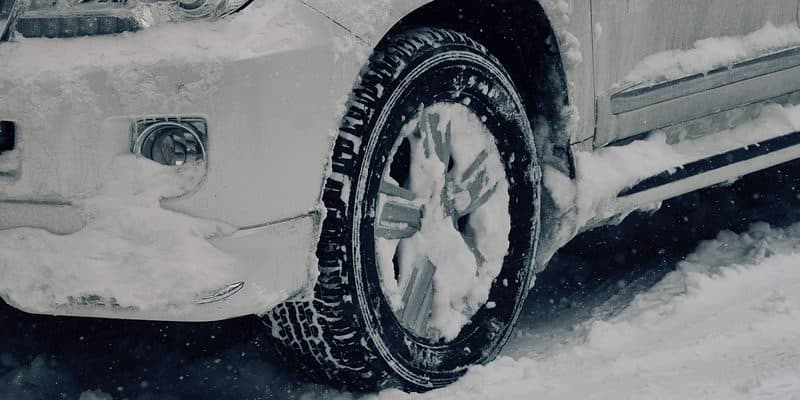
[0,212,318,322]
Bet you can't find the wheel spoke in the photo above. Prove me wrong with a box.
[449,149,499,217]
[380,180,415,201]
[419,109,452,165]
[376,179,423,239]
[399,258,436,334]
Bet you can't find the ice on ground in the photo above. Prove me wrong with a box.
[623,22,800,87]
[372,221,800,399]
[0,156,236,312]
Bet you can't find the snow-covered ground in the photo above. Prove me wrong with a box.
[2,165,800,400]
[386,223,800,400]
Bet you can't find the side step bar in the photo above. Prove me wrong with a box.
[617,131,800,207]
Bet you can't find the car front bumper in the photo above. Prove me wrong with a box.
[0,0,365,321]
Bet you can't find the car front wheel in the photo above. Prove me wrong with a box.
[265,27,541,391]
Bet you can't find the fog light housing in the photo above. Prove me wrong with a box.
[133,118,206,166]
[0,121,15,154]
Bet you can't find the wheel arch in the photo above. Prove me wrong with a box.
[378,0,589,270]
[381,0,577,177]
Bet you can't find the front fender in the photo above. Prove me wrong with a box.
[302,0,596,145]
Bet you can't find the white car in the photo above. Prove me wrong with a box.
[3,0,800,391]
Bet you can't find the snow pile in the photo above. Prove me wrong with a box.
[376,104,510,340]
[623,22,800,87]
[373,221,800,399]
[0,156,236,312]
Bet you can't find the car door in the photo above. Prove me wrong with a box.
[592,0,800,146]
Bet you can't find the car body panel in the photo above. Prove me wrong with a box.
[0,2,365,228]
[0,0,365,320]
[599,60,800,147]
[1,214,318,321]
[592,0,800,146]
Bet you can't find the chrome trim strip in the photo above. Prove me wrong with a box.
[597,66,800,146]
[197,282,245,304]
[611,46,800,115]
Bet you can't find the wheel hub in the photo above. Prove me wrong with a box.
[374,102,511,341]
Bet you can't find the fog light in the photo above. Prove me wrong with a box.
[133,120,206,166]
[0,121,14,154]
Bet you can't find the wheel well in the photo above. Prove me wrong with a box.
[384,0,574,176]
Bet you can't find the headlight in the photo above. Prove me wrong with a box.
[0,0,253,39]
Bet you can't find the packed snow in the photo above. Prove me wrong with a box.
[622,22,800,87]
[0,156,237,313]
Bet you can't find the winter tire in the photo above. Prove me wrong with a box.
[265,27,541,391]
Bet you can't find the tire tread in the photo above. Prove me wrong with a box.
[263,27,501,391]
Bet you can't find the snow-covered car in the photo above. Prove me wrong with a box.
[3,0,800,392]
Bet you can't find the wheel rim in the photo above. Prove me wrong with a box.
[374,102,511,341]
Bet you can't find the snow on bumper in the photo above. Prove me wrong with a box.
[0,0,362,321]
[1,211,320,322]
